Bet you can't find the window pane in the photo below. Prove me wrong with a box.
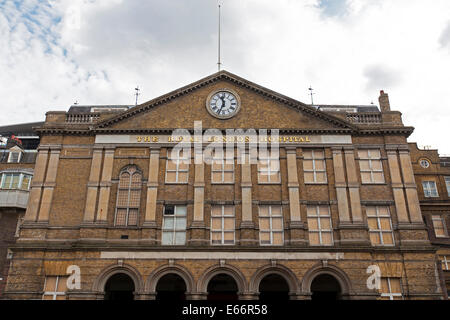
[389,279,401,293]
[129,190,140,206]
[309,232,320,245]
[321,232,333,245]
[117,191,128,206]
[373,172,385,183]
[175,232,186,245]
[21,175,31,190]
[163,217,174,229]
[119,173,130,188]
[223,206,234,215]
[370,233,381,245]
[211,218,222,230]
[368,218,378,230]
[320,218,331,230]
[211,232,222,243]
[260,232,270,243]
[175,217,186,229]
[358,150,369,158]
[212,172,222,183]
[380,279,389,293]
[178,163,189,171]
[371,160,383,171]
[258,173,269,183]
[316,172,327,183]
[271,206,282,215]
[55,295,66,300]
[382,233,394,245]
[306,206,317,216]
[116,209,127,226]
[259,218,270,230]
[178,172,188,183]
[308,218,319,231]
[369,150,381,159]
[272,217,283,230]
[43,295,54,300]
[359,160,370,171]
[366,206,377,216]
[380,218,392,231]
[361,172,372,183]
[11,175,20,189]
[212,162,223,171]
[303,150,313,159]
[128,209,138,226]
[223,172,234,183]
[45,277,57,291]
[224,217,234,230]
[224,163,234,171]
[315,160,325,171]
[304,172,315,183]
[175,206,187,216]
[166,160,177,170]
[259,206,269,216]
[57,277,68,292]
[211,206,222,216]
[272,232,283,245]
[162,232,173,245]
[269,172,280,182]
[303,159,313,170]
[166,172,177,183]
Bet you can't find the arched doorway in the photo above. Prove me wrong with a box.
[156,274,187,300]
[207,274,239,300]
[258,274,290,301]
[104,273,135,300]
[310,274,342,300]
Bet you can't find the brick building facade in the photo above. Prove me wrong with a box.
[3,71,447,300]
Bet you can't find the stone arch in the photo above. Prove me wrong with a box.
[250,264,300,295]
[197,264,247,295]
[145,264,195,294]
[301,263,352,298]
[93,263,144,294]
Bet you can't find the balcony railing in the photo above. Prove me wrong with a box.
[346,112,382,124]
[0,189,30,209]
[65,113,100,123]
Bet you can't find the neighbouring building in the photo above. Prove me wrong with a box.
[409,143,450,299]
[2,71,448,300]
[0,122,42,297]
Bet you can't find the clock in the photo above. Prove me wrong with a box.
[206,89,241,119]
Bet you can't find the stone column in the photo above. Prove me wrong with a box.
[387,149,409,223]
[144,148,160,226]
[286,147,305,246]
[398,149,423,223]
[240,149,256,246]
[189,148,207,245]
[96,148,115,223]
[332,148,351,223]
[37,148,61,222]
[82,148,103,223]
[24,147,49,222]
[344,148,363,223]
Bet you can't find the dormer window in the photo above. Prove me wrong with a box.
[8,151,22,163]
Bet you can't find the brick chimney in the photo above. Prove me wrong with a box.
[379,90,390,112]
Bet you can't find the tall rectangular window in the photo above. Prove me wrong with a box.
[432,215,448,238]
[115,166,141,226]
[366,206,394,246]
[165,150,189,183]
[259,205,284,245]
[358,149,384,184]
[307,205,333,246]
[303,150,327,183]
[211,152,234,184]
[380,278,403,300]
[422,181,439,197]
[162,205,187,245]
[257,151,280,183]
[445,177,450,196]
[42,276,67,300]
[211,205,235,245]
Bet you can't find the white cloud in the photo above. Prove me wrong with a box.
[0,0,449,154]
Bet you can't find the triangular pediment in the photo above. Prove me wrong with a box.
[94,71,356,132]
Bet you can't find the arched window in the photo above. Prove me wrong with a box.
[115,165,142,226]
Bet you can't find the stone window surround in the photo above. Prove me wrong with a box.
[432,215,448,238]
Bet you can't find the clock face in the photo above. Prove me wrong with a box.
[206,90,240,119]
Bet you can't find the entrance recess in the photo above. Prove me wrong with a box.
[310,274,342,300]
[104,273,135,300]
[258,274,290,301]
[207,274,239,300]
[156,274,187,300]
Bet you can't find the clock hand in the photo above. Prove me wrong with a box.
[218,97,226,114]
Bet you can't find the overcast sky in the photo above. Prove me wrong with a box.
[0,0,449,154]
